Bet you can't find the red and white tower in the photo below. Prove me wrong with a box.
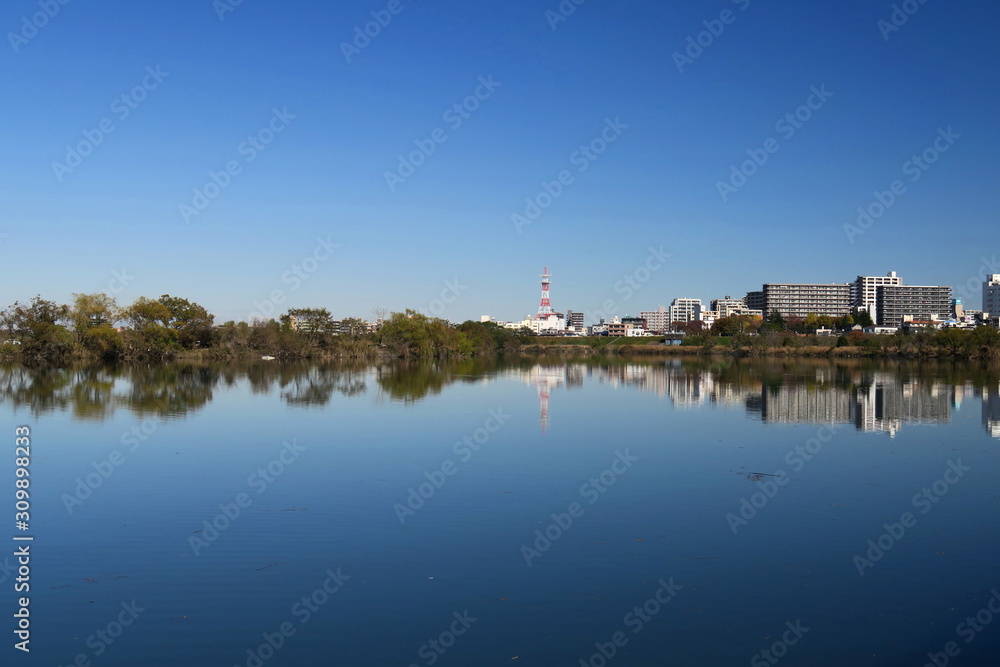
[535,267,553,319]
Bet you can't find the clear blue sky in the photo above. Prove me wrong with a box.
[2,0,997,323]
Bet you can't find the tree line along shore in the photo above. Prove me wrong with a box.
[2,294,999,364]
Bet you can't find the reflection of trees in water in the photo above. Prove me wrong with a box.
[0,365,76,419]
[0,365,121,420]
[69,366,119,420]
[0,360,379,419]
[117,364,219,418]
[280,364,368,406]
[375,358,496,403]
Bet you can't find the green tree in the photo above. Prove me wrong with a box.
[834,314,854,330]
[969,326,1000,359]
[2,296,72,361]
[377,310,468,358]
[851,308,874,328]
[158,295,215,348]
[711,315,759,337]
[70,293,119,338]
[122,297,176,356]
[123,297,171,330]
[762,310,786,332]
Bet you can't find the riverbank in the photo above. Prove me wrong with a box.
[520,331,1000,360]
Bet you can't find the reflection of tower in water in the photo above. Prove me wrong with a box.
[528,366,566,434]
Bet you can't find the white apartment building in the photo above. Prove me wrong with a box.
[669,298,703,324]
[852,271,902,314]
[711,297,746,318]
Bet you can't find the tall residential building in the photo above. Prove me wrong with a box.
[639,306,670,333]
[852,271,902,314]
[710,296,761,320]
[984,274,1000,317]
[745,290,765,312]
[762,283,852,319]
[711,297,746,318]
[877,285,952,326]
[669,298,703,324]
[566,310,585,329]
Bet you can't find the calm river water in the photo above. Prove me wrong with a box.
[3,357,1000,666]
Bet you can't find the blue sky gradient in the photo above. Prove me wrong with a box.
[2,0,997,322]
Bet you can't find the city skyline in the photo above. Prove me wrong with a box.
[2,2,998,323]
[1,261,994,327]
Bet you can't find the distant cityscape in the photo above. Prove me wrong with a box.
[478,268,1000,336]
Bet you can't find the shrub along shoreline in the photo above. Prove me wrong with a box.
[3,293,998,364]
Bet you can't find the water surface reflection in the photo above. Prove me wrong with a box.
[3,357,999,438]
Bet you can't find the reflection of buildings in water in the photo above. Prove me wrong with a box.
[662,367,713,408]
[505,362,990,439]
[591,362,759,409]
[852,385,903,437]
[593,364,668,397]
[594,363,761,409]
[565,365,585,389]
[746,370,954,438]
[983,383,1000,439]
[854,380,952,438]
[953,382,972,410]
[712,382,759,408]
[759,384,853,425]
